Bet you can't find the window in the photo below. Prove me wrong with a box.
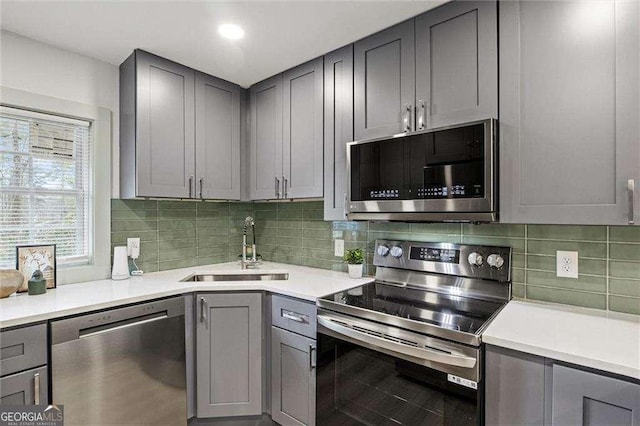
[0,106,92,268]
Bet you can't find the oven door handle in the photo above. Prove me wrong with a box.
[317,314,477,368]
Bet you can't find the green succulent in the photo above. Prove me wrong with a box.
[343,248,364,265]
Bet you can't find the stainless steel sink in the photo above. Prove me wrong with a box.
[181,273,289,282]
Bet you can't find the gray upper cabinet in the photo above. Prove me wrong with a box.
[249,60,324,201]
[120,50,243,200]
[196,293,262,418]
[552,364,640,426]
[324,45,354,221]
[195,72,241,200]
[415,1,498,129]
[271,326,316,426]
[499,0,640,225]
[282,58,324,199]
[121,50,196,199]
[354,20,415,140]
[249,74,283,200]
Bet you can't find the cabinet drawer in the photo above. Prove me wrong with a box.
[271,295,317,339]
[0,366,48,405]
[0,324,47,377]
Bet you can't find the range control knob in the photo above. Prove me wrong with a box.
[487,254,505,269]
[468,252,483,267]
[377,245,390,257]
[390,246,403,258]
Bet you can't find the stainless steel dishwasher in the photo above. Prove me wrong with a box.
[51,296,186,426]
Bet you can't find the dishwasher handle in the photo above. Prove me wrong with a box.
[79,312,168,339]
[51,296,185,345]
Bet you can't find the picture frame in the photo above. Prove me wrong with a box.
[16,244,57,292]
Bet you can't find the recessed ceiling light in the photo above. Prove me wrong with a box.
[218,24,244,40]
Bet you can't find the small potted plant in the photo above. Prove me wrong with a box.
[343,248,364,279]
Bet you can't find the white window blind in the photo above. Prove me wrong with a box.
[0,106,92,268]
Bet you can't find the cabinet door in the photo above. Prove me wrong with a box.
[271,327,316,426]
[195,72,241,200]
[415,1,498,129]
[552,364,640,426]
[249,75,283,200]
[0,366,48,405]
[283,58,324,199]
[196,293,262,418]
[354,21,415,140]
[485,345,546,426]
[500,0,640,224]
[136,50,196,198]
[324,46,354,220]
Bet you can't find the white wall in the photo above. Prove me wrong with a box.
[0,30,121,197]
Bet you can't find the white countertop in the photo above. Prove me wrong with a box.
[3,266,639,380]
[0,262,373,329]
[483,300,640,380]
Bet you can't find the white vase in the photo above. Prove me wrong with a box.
[348,264,363,279]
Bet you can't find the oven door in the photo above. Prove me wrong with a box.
[316,311,482,426]
[347,119,496,222]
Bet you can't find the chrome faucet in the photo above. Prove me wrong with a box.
[241,216,258,269]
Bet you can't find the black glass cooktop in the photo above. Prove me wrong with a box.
[319,281,506,336]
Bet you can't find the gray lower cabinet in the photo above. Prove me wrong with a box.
[271,327,316,426]
[552,365,640,426]
[0,323,48,406]
[195,72,242,200]
[249,74,284,200]
[0,366,48,405]
[485,345,547,426]
[485,345,640,426]
[415,1,497,129]
[354,20,415,140]
[120,50,243,200]
[499,0,640,224]
[282,58,324,199]
[196,293,263,418]
[323,45,354,221]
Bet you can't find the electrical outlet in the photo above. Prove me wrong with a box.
[334,239,345,257]
[127,238,140,259]
[556,250,578,278]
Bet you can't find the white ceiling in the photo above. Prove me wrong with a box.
[0,1,446,88]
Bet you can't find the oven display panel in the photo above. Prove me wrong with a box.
[410,247,460,264]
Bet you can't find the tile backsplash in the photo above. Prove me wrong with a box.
[111,199,640,315]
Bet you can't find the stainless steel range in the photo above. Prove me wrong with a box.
[315,240,512,425]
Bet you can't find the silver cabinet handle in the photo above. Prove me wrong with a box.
[188,176,194,198]
[343,193,348,220]
[309,345,316,370]
[628,179,635,225]
[282,311,304,322]
[200,297,206,323]
[283,176,288,199]
[275,177,280,199]
[402,104,412,132]
[199,177,204,200]
[34,372,40,405]
[416,100,426,131]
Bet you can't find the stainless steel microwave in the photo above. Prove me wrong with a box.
[347,119,497,222]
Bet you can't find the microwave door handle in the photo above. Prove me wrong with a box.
[317,315,476,368]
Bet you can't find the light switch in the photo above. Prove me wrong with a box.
[334,239,345,257]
